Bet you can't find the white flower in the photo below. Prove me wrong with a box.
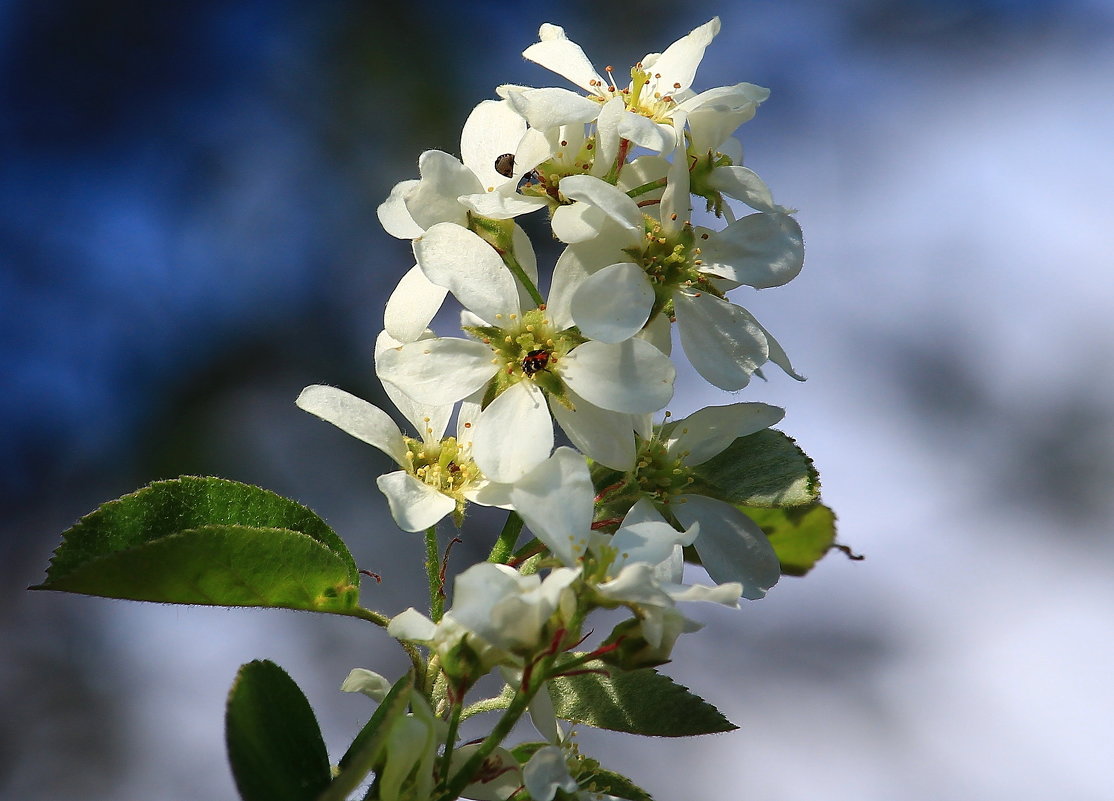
[522,745,622,801]
[377,100,548,239]
[547,173,804,390]
[509,448,742,631]
[622,403,788,598]
[388,562,579,671]
[502,18,738,157]
[295,332,509,532]
[376,255,675,483]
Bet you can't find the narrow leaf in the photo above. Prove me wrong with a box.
[321,673,414,801]
[742,503,837,576]
[691,429,819,507]
[226,660,331,801]
[546,656,736,737]
[32,476,360,612]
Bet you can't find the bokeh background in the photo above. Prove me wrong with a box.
[3,1,1113,799]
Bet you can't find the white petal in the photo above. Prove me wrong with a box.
[659,121,692,233]
[376,337,497,405]
[340,668,392,700]
[558,174,643,231]
[506,87,601,130]
[595,562,673,607]
[460,99,527,190]
[637,310,673,355]
[666,402,785,465]
[673,495,781,599]
[610,517,689,569]
[550,201,608,244]
[376,471,455,532]
[679,82,769,152]
[591,97,626,178]
[647,17,721,95]
[700,212,804,288]
[663,580,742,606]
[471,381,553,484]
[377,179,424,238]
[295,385,408,466]
[708,165,783,214]
[464,479,514,509]
[405,150,482,230]
[387,607,437,641]
[617,154,670,194]
[460,185,548,219]
[755,318,806,381]
[675,81,769,117]
[547,237,629,330]
[548,389,636,472]
[383,264,448,343]
[673,291,768,391]
[522,27,606,94]
[414,223,521,322]
[510,447,593,567]
[569,262,654,343]
[560,339,675,414]
[374,333,453,444]
[618,112,675,153]
[523,746,578,801]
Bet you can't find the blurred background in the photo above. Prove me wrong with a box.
[3,0,1113,798]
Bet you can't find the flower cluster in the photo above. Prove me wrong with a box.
[297,17,814,800]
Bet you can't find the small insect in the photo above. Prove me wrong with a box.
[494,153,515,178]
[521,349,551,376]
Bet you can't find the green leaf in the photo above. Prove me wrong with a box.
[320,673,414,801]
[691,429,819,507]
[579,764,655,801]
[742,503,838,577]
[32,476,359,612]
[546,656,736,737]
[226,659,332,801]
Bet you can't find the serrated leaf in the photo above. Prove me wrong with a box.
[32,476,359,612]
[546,656,736,737]
[580,765,655,801]
[320,673,414,801]
[742,503,837,577]
[691,429,819,507]
[226,660,331,801]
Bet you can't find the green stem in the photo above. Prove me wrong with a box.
[438,700,464,788]
[437,680,538,801]
[502,250,544,308]
[425,525,445,622]
[627,177,667,198]
[487,511,523,563]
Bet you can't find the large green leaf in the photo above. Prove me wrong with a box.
[742,503,838,577]
[32,476,359,612]
[226,660,332,801]
[547,657,736,737]
[691,429,819,507]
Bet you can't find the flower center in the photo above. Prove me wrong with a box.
[462,307,587,409]
[404,436,480,501]
[625,216,722,319]
[588,64,680,124]
[632,434,695,505]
